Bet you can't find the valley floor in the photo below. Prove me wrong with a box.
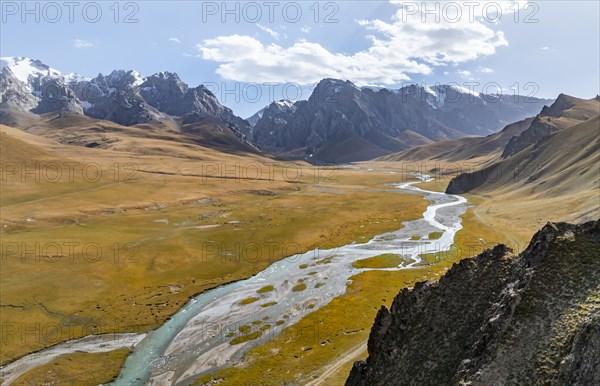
[1,123,433,384]
[2,116,595,385]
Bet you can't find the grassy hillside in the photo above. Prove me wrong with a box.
[445,115,599,243]
[378,117,534,163]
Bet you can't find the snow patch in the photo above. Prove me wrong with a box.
[275,99,295,109]
[0,56,61,87]
[1,56,90,89]
[450,85,481,97]
[131,70,145,86]
[64,72,91,84]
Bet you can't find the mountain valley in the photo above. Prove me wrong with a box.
[0,51,598,386]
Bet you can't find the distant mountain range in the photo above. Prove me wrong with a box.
[249,79,553,162]
[0,57,253,143]
[1,57,553,162]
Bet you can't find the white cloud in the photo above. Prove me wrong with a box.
[301,25,311,34]
[457,70,474,80]
[256,24,280,40]
[478,67,494,73]
[73,39,93,48]
[197,2,513,86]
[541,46,550,50]
[169,37,182,44]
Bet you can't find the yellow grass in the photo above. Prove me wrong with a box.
[257,285,275,294]
[239,297,260,305]
[352,254,403,269]
[11,349,130,386]
[292,283,307,292]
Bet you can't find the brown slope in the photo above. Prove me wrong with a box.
[0,103,42,128]
[0,130,68,164]
[379,117,534,163]
[395,129,435,147]
[3,110,262,158]
[363,129,429,153]
[446,115,600,197]
[502,94,600,157]
[180,117,261,156]
[309,128,435,163]
[379,94,599,164]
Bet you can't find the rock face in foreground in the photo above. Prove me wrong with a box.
[347,220,600,386]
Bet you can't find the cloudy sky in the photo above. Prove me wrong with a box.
[1,1,598,117]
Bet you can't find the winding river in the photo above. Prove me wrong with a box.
[0,175,467,385]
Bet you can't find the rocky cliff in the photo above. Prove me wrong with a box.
[347,220,600,386]
[251,79,552,162]
[0,57,252,138]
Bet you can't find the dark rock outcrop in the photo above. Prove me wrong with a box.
[71,70,161,126]
[31,76,83,115]
[347,220,600,386]
[252,99,301,148]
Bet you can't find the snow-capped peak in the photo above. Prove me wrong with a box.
[104,69,146,87]
[130,70,145,86]
[0,56,61,86]
[0,56,92,88]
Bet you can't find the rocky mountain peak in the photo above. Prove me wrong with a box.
[1,57,252,138]
[310,78,360,103]
[539,93,575,117]
[270,99,297,111]
[0,56,62,87]
[251,78,551,162]
[103,69,144,88]
[502,93,599,158]
[252,99,303,148]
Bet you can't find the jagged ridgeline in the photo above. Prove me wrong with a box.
[1,57,552,163]
[0,57,253,137]
[347,220,600,386]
